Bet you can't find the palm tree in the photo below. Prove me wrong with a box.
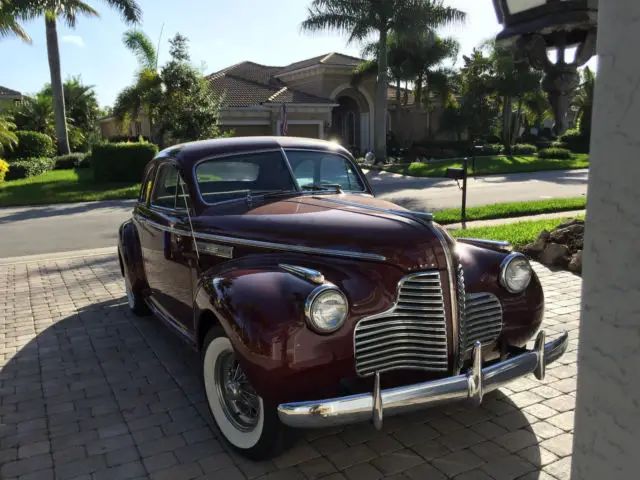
[572,66,595,138]
[0,0,32,42]
[7,0,142,154]
[12,92,56,135]
[301,0,465,161]
[0,115,18,153]
[42,76,99,133]
[113,29,163,142]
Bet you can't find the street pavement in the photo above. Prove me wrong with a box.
[0,251,580,479]
[0,169,588,258]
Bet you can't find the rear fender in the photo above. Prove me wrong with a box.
[118,219,148,294]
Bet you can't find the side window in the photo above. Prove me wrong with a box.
[139,166,155,203]
[151,165,187,211]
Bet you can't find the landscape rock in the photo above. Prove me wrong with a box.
[549,223,584,250]
[521,229,550,256]
[568,250,583,273]
[539,243,570,267]
[555,218,585,230]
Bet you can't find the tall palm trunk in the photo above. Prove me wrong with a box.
[415,73,423,112]
[425,83,431,138]
[501,95,512,155]
[374,29,388,162]
[45,15,70,154]
[396,78,401,108]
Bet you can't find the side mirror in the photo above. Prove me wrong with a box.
[446,167,466,180]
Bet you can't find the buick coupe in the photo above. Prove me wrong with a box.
[117,136,568,459]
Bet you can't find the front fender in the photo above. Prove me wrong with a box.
[455,242,544,347]
[193,254,406,404]
[118,219,148,294]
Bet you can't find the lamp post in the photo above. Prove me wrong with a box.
[492,0,598,136]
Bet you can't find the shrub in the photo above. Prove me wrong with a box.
[481,143,504,155]
[5,157,55,180]
[559,129,589,153]
[53,153,87,170]
[535,140,553,150]
[551,141,569,149]
[0,159,8,183]
[92,142,158,183]
[538,147,572,159]
[77,152,92,169]
[11,131,55,159]
[512,144,537,155]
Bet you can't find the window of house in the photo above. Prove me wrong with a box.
[151,165,188,211]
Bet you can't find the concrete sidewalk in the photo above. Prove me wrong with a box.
[445,209,585,231]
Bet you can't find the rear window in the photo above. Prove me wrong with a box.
[195,151,297,203]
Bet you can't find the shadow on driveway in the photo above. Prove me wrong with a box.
[0,200,136,225]
[0,292,543,478]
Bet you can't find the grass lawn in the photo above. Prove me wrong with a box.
[449,215,585,249]
[434,196,586,225]
[380,153,589,178]
[0,169,140,207]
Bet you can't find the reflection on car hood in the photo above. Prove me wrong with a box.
[193,194,447,271]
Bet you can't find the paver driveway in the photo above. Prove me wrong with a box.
[0,251,581,480]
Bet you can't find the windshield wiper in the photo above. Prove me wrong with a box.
[300,183,343,194]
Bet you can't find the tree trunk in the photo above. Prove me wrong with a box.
[425,84,431,138]
[396,78,401,109]
[415,73,423,112]
[45,15,70,155]
[501,96,512,154]
[511,98,523,146]
[374,29,388,163]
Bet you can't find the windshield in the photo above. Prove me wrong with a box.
[195,150,297,203]
[285,150,366,193]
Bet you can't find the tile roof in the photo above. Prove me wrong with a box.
[207,60,339,108]
[0,86,21,98]
[276,52,363,75]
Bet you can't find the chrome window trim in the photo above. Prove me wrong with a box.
[149,163,189,214]
[133,214,387,262]
[304,283,349,334]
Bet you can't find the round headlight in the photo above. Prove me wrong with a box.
[500,253,533,293]
[305,285,348,333]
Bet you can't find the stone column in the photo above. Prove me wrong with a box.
[571,0,640,478]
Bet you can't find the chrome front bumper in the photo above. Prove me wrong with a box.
[277,330,568,429]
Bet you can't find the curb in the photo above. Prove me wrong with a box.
[0,247,118,266]
[445,209,586,230]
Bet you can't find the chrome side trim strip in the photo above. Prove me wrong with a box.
[313,197,434,222]
[134,214,387,262]
[457,238,513,252]
[279,264,325,284]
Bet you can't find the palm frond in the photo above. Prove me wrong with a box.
[0,6,31,43]
[104,0,142,24]
[123,29,157,70]
[351,59,378,86]
[58,0,99,28]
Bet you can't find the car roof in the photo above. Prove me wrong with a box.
[156,136,354,169]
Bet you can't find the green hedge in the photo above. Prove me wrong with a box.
[6,157,55,180]
[77,152,92,169]
[11,131,55,159]
[538,147,572,159]
[0,159,8,183]
[559,129,590,153]
[92,142,158,183]
[53,153,87,170]
[512,143,537,155]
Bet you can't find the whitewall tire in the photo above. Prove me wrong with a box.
[123,266,149,316]
[201,328,292,459]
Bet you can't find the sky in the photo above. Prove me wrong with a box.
[0,0,597,108]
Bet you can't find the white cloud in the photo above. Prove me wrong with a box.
[61,35,84,48]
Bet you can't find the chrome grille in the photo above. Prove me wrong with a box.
[354,271,448,377]
[464,292,503,351]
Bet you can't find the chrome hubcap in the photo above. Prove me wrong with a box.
[215,352,260,432]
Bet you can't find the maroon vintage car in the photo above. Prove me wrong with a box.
[118,136,568,459]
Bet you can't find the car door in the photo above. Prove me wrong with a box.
[139,162,196,338]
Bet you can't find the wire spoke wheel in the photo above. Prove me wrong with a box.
[215,351,261,432]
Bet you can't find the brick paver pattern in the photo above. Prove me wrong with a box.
[0,254,581,479]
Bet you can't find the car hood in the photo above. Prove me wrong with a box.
[192,194,447,271]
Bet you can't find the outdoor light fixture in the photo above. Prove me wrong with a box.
[492,0,598,135]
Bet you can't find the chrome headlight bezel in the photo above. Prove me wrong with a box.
[499,252,533,293]
[304,284,349,333]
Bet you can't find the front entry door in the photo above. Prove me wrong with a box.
[141,163,195,337]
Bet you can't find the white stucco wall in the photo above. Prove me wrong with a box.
[571,0,640,477]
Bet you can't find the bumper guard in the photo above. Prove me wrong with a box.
[277,330,568,429]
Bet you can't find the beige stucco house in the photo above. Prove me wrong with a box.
[100,52,437,152]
